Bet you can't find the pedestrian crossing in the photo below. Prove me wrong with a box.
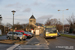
[15,45,49,50]
[7,36,50,50]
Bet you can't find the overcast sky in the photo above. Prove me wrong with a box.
[0,0,75,25]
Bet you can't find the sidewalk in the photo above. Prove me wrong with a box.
[7,36,49,50]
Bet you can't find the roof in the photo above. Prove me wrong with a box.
[35,23,43,26]
[64,25,70,27]
[30,15,35,19]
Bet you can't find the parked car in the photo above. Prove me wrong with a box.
[28,32,34,37]
[7,32,27,40]
[57,32,61,37]
[15,30,31,38]
[24,31,33,38]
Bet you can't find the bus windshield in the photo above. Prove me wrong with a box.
[45,28,57,33]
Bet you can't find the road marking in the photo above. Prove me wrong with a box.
[6,44,19,50]
[15,45,49,49]
[25,37,35,45]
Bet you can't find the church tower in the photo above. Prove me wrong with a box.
[29,15,36,25]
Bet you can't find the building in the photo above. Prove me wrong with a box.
[64,25,70,32]
[26,15,44,35]
[29,15,36,25]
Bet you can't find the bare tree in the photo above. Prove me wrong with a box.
[6,23,12,29]
[67,14,75,25]
[45,18,63,32]
[45,18,51,25]
[45,18,62,25]
[67,14,75,33]
[0,15,2,25]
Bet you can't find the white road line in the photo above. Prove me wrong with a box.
[15,45,49,49]
[6,44,19,50]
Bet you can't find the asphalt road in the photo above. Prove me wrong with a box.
[46,36,75,50]
[0,43,14,50]
[0,35,30,50]
[14,36,75,50]
[1,35,75,50]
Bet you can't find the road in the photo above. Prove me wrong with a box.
[13,36,75,50]
[0,35,75,50]
[0,35,30,50]
[0,43,14,50]
[46,36,75,50]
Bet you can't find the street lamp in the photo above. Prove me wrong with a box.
[58,9,69,34]
[11,10,16,27]
[0,15,2,25]
[11,10,16,40]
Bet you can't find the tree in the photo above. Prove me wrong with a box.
[21,24,27,31]
[0,15,2,25]
[45,18,63,32]
[12,24,23,30]
[45,19,51,25]
[56,24,63,32]
[67,14,75,33]
[0,25,4,34]
[6,23,12,29]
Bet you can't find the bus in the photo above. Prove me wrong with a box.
[44,25,58,38]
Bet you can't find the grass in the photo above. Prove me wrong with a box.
[0,40,20,44]
[0,39,27,44]
[15,41,27,44]
[61,34,75,39]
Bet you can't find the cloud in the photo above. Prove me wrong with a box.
[23,8,31,12]
[5,2,22,8]
[5,17,29,22]
[46,4,56,8]
[36,15,53,24]
[37,15,53,19]
[33,2,40,6]
[36,0,47,3]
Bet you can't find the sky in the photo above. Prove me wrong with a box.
[0,0,75,25]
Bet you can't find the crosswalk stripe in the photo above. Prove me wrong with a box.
[15,45,49,49]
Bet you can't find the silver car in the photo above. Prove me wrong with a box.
[7,32,27,40]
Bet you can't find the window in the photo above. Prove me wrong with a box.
[21,32,24,34]
[30,20,32,22]
[9,32,12,34]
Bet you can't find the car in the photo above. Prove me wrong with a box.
[7,32,27,40]
[57,32,61,37]
[28,32,34,37]
[15,30,31,38]
[24,31,33,38]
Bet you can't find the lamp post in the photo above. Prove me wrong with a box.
[11,10,16,40]
[58,9,68,34]
[11,10,16,27]
[0,15,2,25]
